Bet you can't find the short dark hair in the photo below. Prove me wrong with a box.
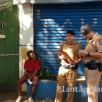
[66,30,75,36]
[27,50,35,57]
[80,24,93,35]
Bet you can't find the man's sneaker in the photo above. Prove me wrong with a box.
[15,96,22,102]
[28,97,34,102]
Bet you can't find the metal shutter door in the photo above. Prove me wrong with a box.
[34,1,102,75]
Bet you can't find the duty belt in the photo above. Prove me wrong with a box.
[84,63,97,70]
[84,61,102,71]
[64,64,78,70]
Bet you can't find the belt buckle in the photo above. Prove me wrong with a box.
[69,65,76,70]
[68,65,73,69]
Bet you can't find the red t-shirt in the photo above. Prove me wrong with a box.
[24,59,40,72]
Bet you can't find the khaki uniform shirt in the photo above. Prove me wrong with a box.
[83,33,102,63]
[59,40,81,65]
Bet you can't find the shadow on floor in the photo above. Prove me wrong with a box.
[0,92,79,102]
[0,92,28,102]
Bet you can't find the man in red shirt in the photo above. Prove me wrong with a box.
[16,50,40,102]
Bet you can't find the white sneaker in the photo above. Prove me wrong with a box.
[28,97,34,102]
[15,96,22,102]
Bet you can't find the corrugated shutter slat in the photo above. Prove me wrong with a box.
[34,2,102,75]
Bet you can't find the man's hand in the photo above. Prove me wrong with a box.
[78,50,88,57]
[25,70,32,79]
[59,55,65,60]
[30,70,38,80]
[28,76,32,80]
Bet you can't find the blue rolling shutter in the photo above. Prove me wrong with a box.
[34,1,102,75]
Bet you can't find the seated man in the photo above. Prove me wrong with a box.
[16,50,40,102]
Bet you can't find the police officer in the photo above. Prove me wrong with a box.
[55,30,82,102]
[78,24,102,102]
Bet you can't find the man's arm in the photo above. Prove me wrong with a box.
[75,57,83,64]
[30,70,38,80]
[30,60,40,80]
[24,61,30,77]
[87,52,102,59]
[78,50,102,60]
[25,69,29,77]
[25,70,38,80]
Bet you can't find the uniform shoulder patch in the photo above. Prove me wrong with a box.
[99,39,102,45]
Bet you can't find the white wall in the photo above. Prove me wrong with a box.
[18,4,34,91]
